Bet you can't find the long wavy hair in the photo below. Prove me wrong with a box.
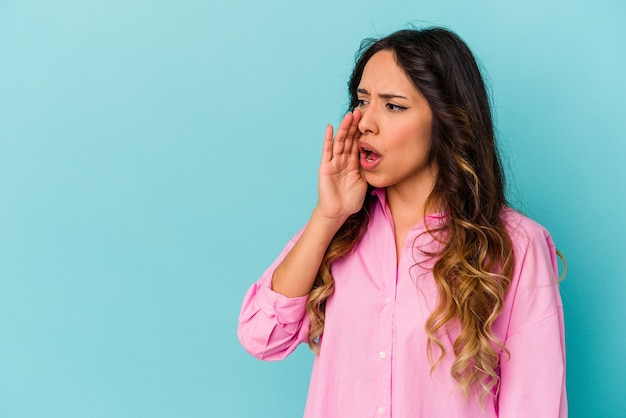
[305,27,516,401]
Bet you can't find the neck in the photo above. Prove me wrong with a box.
[386,178,438,229]
[385,179,438,265]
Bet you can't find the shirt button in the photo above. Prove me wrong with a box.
[384,297,391,304]
[377,406,385,414]
[378,351,386,359]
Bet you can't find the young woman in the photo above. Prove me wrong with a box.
[238,27,566,417]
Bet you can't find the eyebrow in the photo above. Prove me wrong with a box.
[357,88,408,100]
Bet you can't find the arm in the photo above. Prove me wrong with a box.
[497,222,567,417]
[237,232,310,361]
[272,109,366,297]
[238,110,367,360]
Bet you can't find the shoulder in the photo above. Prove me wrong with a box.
[501,207,555,256]
[500,208,561,298]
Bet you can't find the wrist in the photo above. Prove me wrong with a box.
[310,207,347,234]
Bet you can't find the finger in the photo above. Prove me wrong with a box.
[344,108,362,151]
[333,112,354,155]
[350,130,361,159]
[349,107,362,137]
[343,109,361,156]
[322,124,333,162]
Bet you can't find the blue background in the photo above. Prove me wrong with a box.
[1,1,624,417]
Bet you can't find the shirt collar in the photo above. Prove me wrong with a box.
[370,187,447,228]
[371,187,387,207]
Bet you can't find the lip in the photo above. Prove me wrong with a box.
[359,141,382,171]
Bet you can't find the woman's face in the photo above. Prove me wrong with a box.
[356,50,435,195]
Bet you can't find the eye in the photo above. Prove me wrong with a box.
[357,99,369,107]
[386,103,407,112]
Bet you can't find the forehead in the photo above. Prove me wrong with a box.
[359,50,415,92]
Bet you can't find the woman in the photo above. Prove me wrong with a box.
[238,27,566,417]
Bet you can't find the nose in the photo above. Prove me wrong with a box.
[357,105,378,135]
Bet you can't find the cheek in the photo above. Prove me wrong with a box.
[414,117,433,141]
[412,121,433,152]
[398,116,431,136]
[396,123,432,153]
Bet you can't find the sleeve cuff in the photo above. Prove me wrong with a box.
[254,276,308,326]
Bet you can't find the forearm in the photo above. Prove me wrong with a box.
[238,273,310,360]
[272,110,364,298]
[271,208,346,298]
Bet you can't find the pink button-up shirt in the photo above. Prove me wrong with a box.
[238,189,566,417]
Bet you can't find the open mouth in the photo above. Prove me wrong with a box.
[360,146,381,168]
[361,146,380,160]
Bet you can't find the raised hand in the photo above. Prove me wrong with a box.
[270,110,366,297]
[316,109,367,223]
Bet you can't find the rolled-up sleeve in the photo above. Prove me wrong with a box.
[497,220,567,417]
[238,232,311,361]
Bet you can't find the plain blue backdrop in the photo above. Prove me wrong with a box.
[1,1,625,417]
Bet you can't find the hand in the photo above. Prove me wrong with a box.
[315,109,367,223]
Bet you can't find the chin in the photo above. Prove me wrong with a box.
[364,176,389,189]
